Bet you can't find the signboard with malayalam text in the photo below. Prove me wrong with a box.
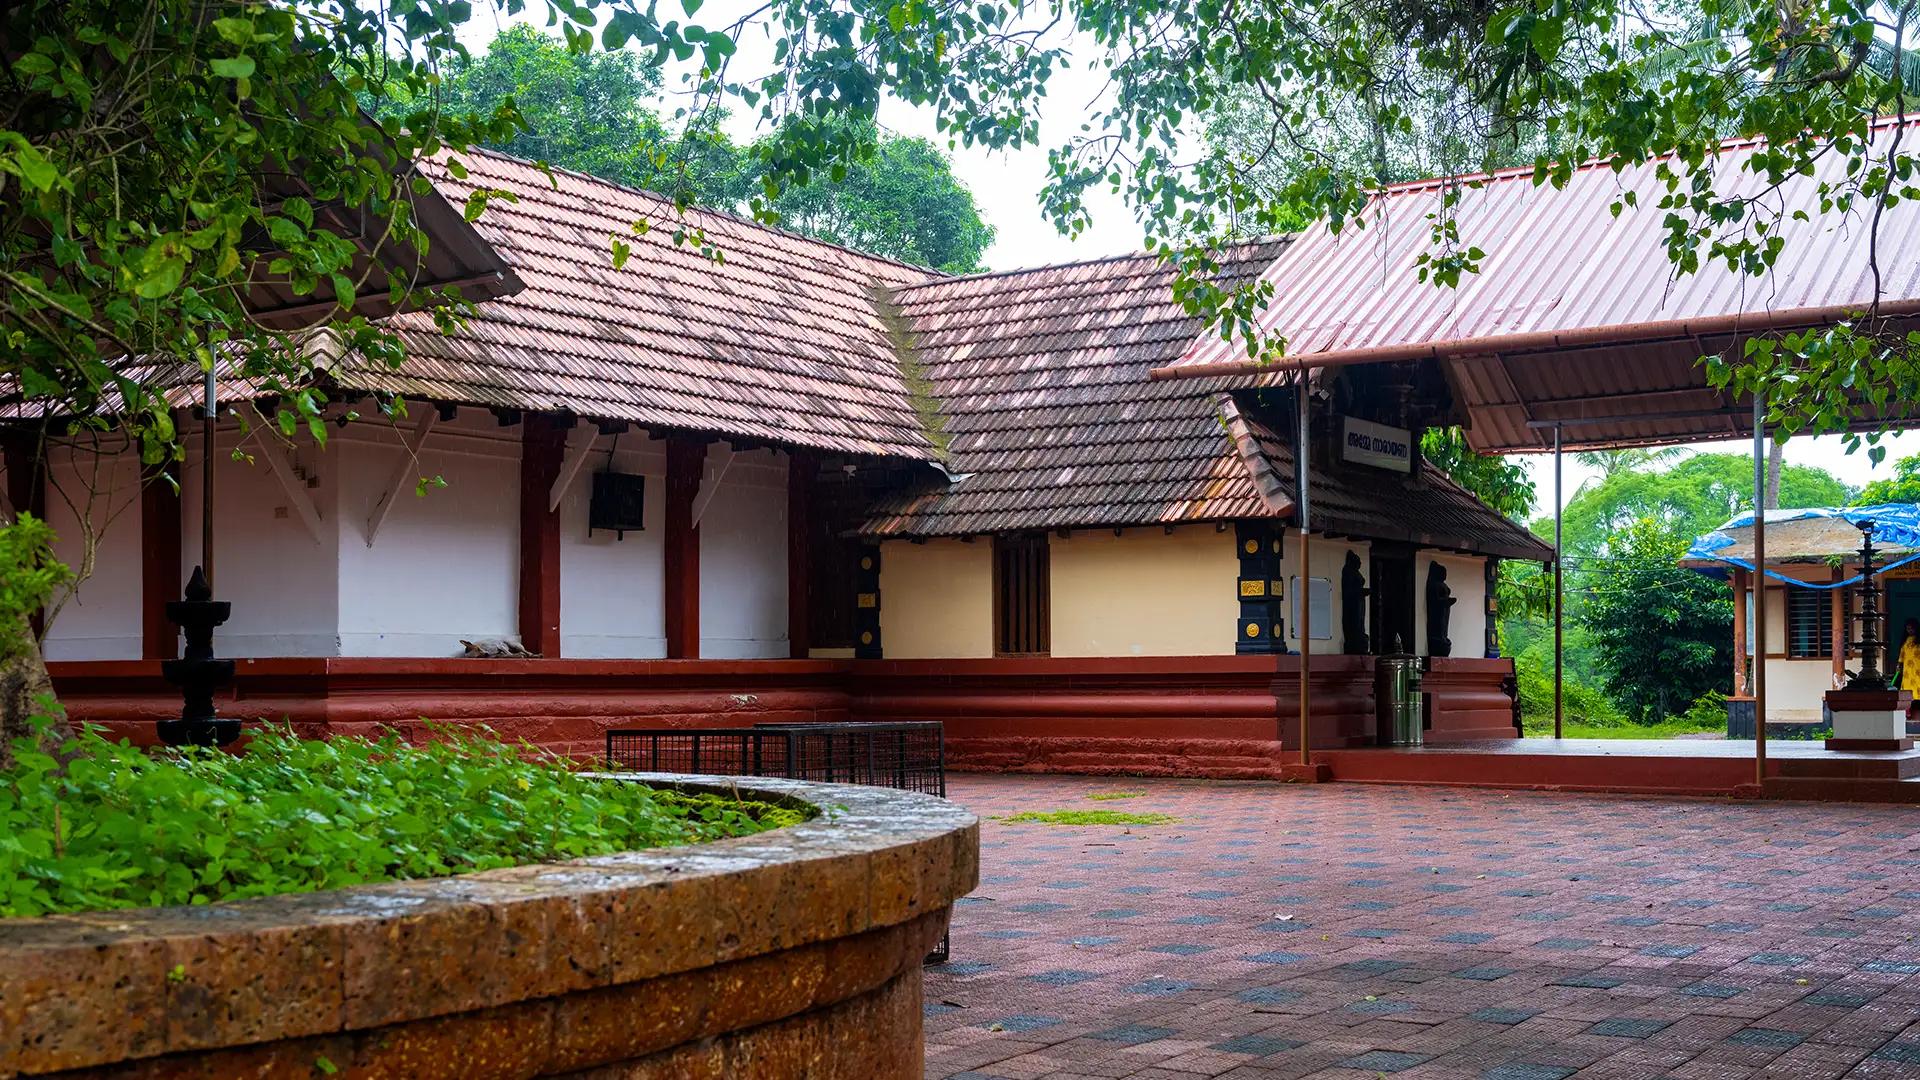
[1341,416,1414,473]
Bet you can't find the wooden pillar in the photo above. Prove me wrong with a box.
[141,464,183,659]
[664,434,705,659]
[1832,564,1847,685]
[1731,568,1749,696]
[518,415,565,658]
[786,450,813,658]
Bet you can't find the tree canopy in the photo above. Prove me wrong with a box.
[1578,517,1735,724]
[1551,453,1855,559]
[416,26,993,272]
[1856,452,1920,506]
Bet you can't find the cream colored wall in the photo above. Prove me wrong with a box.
[1416,552,1490,659]
[877,538,994,658]
[1285,531,1370,656]
[1762,657,1839,721]
[1049,527,1238,656]
[1754,572,1843,722]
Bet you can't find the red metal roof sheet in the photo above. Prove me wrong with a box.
[1167,118,1920,380]
[363,149,944,460]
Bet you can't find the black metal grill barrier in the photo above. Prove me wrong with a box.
[604,721,951,963]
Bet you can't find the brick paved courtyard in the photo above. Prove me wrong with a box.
[926,774,1920,1079]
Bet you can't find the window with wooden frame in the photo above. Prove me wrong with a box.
[1785,586,1833,659]
[993,533,1051,656]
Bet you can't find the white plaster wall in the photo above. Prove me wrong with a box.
[698,448,788,659]
[1416,551,1490,659]
[333,410,519,656]
[180,421,343,657]
[1049,527,1238,656]
[559,433,667,659]
[40,441,145,661]
[1287,531,1372,656]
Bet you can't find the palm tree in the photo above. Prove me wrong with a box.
[1574,447,1689,483]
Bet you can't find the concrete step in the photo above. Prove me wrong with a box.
[1762,775,1920,804]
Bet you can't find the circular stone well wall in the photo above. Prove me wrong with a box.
[0,774,977,1079]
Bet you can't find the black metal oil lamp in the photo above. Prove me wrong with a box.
[1845,518,1890,693]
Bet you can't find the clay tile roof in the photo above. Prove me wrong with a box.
[856,243,1292,536]
[1231,401,1553,562]
[357,148,944,459]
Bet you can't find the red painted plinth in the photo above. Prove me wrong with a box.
[1277,762,1333,783]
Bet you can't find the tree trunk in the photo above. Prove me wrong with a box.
[1765,440,1784,509]
[0,615,67,770]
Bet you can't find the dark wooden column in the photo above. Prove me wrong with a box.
[141,464,182,659]
[518,414,566,658]
[787,450,814,658]
[664,434,705,659]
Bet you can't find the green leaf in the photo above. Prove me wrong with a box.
[134,257,185,300]
[210,55,255,79]
[211,17,254,45]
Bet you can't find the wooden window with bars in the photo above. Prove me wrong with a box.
[993,533,1051,656]
[1785,586,1833,659]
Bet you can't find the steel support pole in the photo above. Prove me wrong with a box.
[202,367,216,590]
[1553,422,1564,739]
[1298,383,1312,767]
[1753,396,1768,787]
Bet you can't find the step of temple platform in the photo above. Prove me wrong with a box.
[1316,738,1920,802]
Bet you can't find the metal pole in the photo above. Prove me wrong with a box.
[202,367,216,591]
[1753,395,1768,787]
[1298,382,1312,767]
[1553,422,1563,739]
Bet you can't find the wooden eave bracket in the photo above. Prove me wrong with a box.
[249,433,327,546]
[690,443,736,527]
[363,406,438,547]
[548,425,601,513]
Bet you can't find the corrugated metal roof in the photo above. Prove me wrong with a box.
[362,149,944,460]
[1161,119,1920,452]
[1174,118,1920,373]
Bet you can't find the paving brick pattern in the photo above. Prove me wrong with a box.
[926,774,1920,1079]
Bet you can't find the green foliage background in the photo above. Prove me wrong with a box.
[407,26,996,272]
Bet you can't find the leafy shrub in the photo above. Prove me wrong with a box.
[1516,651,1626,732]
[0,718,808,917]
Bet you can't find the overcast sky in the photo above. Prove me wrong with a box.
[452,5,1920,502]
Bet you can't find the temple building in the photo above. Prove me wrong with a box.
[8,146,1546,773]
[1687,508,1920,730]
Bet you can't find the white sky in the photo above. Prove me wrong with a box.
[454,6,1920,501]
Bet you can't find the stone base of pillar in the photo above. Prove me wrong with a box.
[1823,689,1915,752]
[1278,761,1333,783]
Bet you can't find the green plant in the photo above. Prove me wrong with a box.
[1085,791,1147,801]
[999,810,1176,826]
[0,717,807,917]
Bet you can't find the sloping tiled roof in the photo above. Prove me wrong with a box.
[857,244,1291,535]
[1233,401,1553,562]
[354,148,943,460]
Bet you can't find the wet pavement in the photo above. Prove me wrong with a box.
[926,773,1920,1079]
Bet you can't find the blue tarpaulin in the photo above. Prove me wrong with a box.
[1687,504,1920,588]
